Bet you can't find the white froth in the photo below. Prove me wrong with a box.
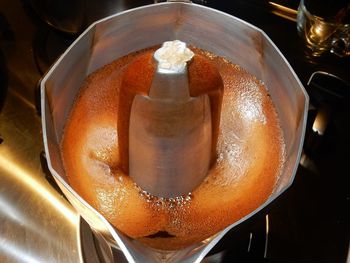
[154,40,194,73]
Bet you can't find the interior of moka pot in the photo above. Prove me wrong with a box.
[41,1,308,261]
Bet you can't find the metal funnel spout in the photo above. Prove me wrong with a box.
[129,40,214,198]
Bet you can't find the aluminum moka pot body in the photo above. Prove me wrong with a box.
[41,2,308,262]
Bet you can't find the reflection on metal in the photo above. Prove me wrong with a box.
[0,154,77,225]
[269,2,297,22]
[0,1,81,262]
[307,71,348,86]
[299,152,319,174]
[0,194,74,250]
[0,197,23,223]
[312,107,329,135]
[0,237,43,263]
[78,216,115,263]
[264,214,269,258]
[9,89,36,110]
[247,232,253,252]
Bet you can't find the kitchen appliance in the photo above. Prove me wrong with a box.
[40,1,307,262]
[1,0,349,262]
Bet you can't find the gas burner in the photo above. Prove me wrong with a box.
[303,71,350,159]
[33,28,75,75]
[30,0,154,35]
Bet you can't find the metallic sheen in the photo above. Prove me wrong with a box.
[129,40,212,197]
[0,2,80,263]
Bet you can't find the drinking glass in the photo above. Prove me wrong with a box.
[297,0,350,57]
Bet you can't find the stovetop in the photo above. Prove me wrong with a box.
[0,0,349,262]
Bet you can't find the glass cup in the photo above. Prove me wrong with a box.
[297,0,350,57]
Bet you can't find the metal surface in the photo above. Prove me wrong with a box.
[0,1,80,262]
[78,215,226,263]
[41,1,308,262]
[129,40,212,197]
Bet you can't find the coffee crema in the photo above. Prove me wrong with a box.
[61,46,285,250]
